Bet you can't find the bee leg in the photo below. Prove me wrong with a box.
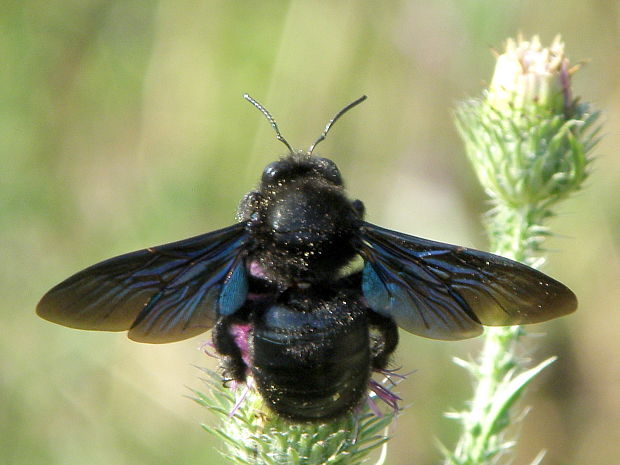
[367,312,399,370]
[212,316,250,383]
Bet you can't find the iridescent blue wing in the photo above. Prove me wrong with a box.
[357,222,577,340]
[37,223,249,343]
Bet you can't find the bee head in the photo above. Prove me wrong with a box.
[238,154,364,284]
[260,152,343,188]
[258,154,357,244]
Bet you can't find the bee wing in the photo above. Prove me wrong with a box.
[356,222,577,340]
[37,222,249,343]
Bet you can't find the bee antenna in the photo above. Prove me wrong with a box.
[308,95,367,154]
[243,94,294,155]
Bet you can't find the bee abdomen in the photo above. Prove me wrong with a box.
[251,296,370,421]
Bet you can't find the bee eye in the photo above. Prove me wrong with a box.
[352,199,365,217]
[316,157,343,185]
[262,161,284,186]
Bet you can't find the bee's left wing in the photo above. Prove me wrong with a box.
[37,222,249,343]
[356,222,577,340]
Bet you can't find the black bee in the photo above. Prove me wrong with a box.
[37,95,577,421]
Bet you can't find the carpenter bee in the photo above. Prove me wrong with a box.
[37,95,577,421]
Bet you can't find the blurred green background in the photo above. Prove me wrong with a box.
[2,1,619,464]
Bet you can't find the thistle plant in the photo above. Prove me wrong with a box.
[192,367,398,465]
[443,36,600,465]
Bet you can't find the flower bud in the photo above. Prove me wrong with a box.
[455,35,600,211]
[487,36,571,115]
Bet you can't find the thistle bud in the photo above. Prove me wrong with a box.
[455,36,600,260]
[193,367,396,465]
[456,35,600,212]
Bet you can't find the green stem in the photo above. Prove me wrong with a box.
[450,206,540,465]
[487,207,547,262]
[452,326,521,464]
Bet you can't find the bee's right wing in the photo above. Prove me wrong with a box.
[356,222,577,340]
[37,223,249,343]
